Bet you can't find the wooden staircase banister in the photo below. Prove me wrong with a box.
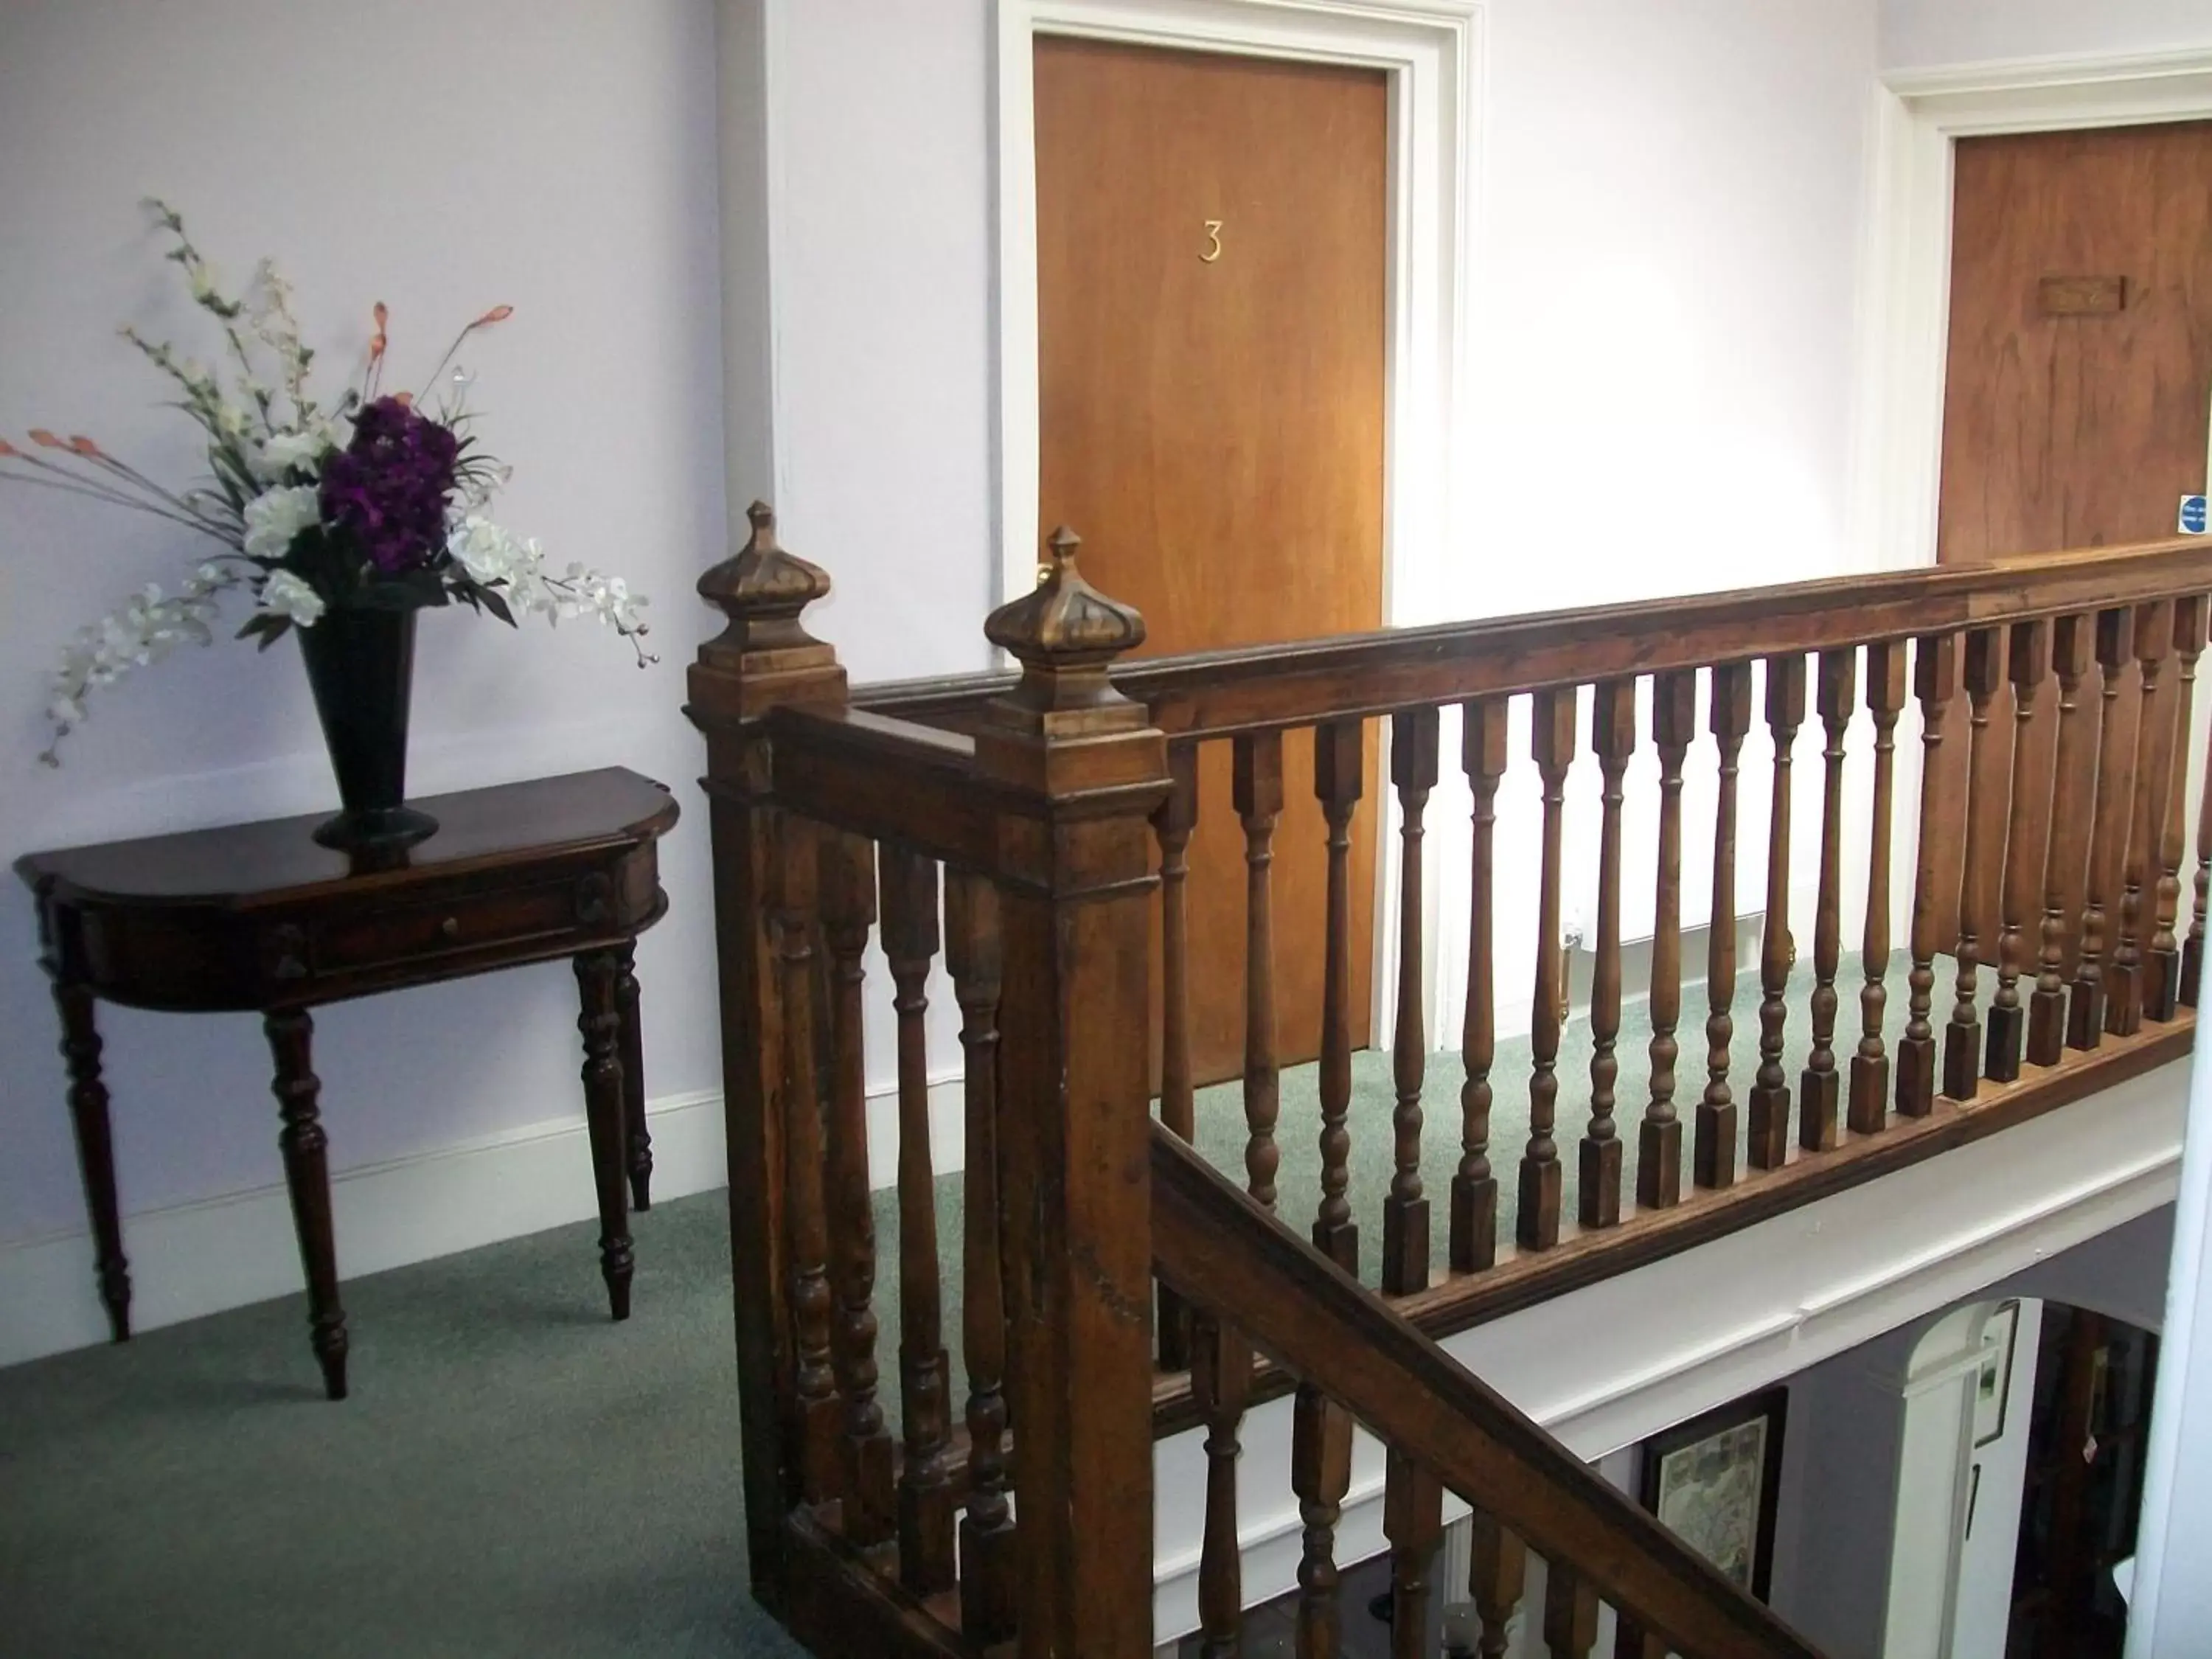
[1150,1119,1829,1659]
[858,535,2212,739]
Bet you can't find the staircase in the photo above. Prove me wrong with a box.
[687,512,2210,1658]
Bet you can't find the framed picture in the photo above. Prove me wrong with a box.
[1638,1387,1788,1601]
[1973,1300,2021,1448]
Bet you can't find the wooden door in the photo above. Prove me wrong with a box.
[1935,122,2212,957]
[1034,38,1389,1083]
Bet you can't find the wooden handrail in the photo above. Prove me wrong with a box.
[1151,1119,1826,1659]
[859,538,2212,738]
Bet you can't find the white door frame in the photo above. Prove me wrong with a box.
[990,0,1480,621]
[1850,46,2212,575]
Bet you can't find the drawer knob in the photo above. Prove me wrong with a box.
[439,916,460,940]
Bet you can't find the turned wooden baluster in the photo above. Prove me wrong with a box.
[1523,689,1577,1249]
[1314,718,1366,1274]
[1697,663,1753,1188]
[1455,697,1509,1271]
[1898,634,1958,1116]
[2029,616,2097,1066]
[1850,642,1908,1133]
[1469,1509,1526,1659]
[1583,681,1635,1226]
[1237,731,1286,1211]
[1193,1312,1252,1659]
[2071,608,2136,1048]
[947,871,1016,1643]
[2111,599,2175,1037]
[1749,654,1806,1169]
[1545,1562,1599,1658]
[880,846,956,1590]
[1155,744,1200,1372]
[1641,670,1695,1208]
[1387,707,1441,1292]
[819,830,895,1543]
[1612,1616,1668,1659]
[1944,628,2004,1102]
[2188,608,2212,1006]
[2150,597,2205,1021]
[1801,649,1854,1150]
[774,815,842,1509]
[1987,622,2051,1082]
[1385,1449,1444,1659]
[1293,1382,1354,1658]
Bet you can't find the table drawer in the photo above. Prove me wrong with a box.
[313,879,584,974]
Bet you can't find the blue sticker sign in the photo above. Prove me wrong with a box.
[2184,495,2211,535]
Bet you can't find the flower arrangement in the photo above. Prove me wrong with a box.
[4,201,651,766]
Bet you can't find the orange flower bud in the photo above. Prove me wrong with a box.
[0,438,18,457]
[473,304,514,327]
[393,390,414,408]
[69,435,102,456]
[368,333,386,362]
[373,301,389,329]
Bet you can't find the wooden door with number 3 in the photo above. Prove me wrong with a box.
[1034,35,1391,1084]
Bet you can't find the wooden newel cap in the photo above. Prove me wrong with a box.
[689,501,846,725]
[976,527,1165,798]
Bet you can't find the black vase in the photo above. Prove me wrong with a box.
[298,607,438,853]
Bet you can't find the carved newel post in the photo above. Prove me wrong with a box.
[978,528,1172,1659]
[686,501,848,1616]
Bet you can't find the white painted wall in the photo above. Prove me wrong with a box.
[0,3,733,1270]
[1881,0,2212,70]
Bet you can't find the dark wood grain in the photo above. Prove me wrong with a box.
[1851,643,1908,1133]
[1900,636,1959,1115]
[1545,1562,1599,1658]
[2149,597,2204,1020]
[820,832,894,1544]
[613,942,650,1210]
[1387,706,1441,1290]
[946,872,1016,1644]
[1583,681,1635,1225]
[1155,744,1200,1371]
[2030,618,2097,1065]
[1989,622,2051,1081]
[880,846,957,1592]
[1384,1447,1444,1659]
[1523,689,1576,1249]
[1455,698,1509,1270]
[1192,1313,1252,1659]
[2111,600,2175,1036]
[574,950,636,1329]
[1699,664,1753,1185]
[1470,1508,1527,1658]
[51,976,128,1342]
[1293,1381,1355,1658]
[1314,717,1365,1273]
[1235,731,1286,1211]
[2189,606,2212,1005]
[2073,610,2138,1047]
[1946,630,2004,1101]
[1150,1124,1829,1658]
[1802,650,1854,1149]
[1750,655,1806,1169]
[267,1007,347,1401]
[1641,672,1697,1208]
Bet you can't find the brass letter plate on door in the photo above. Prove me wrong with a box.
[2038,275,2127,316]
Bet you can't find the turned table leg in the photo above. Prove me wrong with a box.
[265,1009,349,1401]
[575,950,634,1321]
[54,981,131,1343]
[614,941,651,1211]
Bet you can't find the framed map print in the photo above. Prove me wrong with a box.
[1638,1387,1788,1601]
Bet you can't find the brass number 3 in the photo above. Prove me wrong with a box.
[1201,220,1223,263]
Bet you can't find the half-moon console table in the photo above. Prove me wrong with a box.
[15,766,680,1400]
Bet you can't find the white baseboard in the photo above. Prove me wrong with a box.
[0,1073,964,1371]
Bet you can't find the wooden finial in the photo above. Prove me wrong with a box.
[689,501,846,723]
[984,527,1147,710]
[976,526,1162,796]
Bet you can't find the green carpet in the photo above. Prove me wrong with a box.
[0,949,1968,1655]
